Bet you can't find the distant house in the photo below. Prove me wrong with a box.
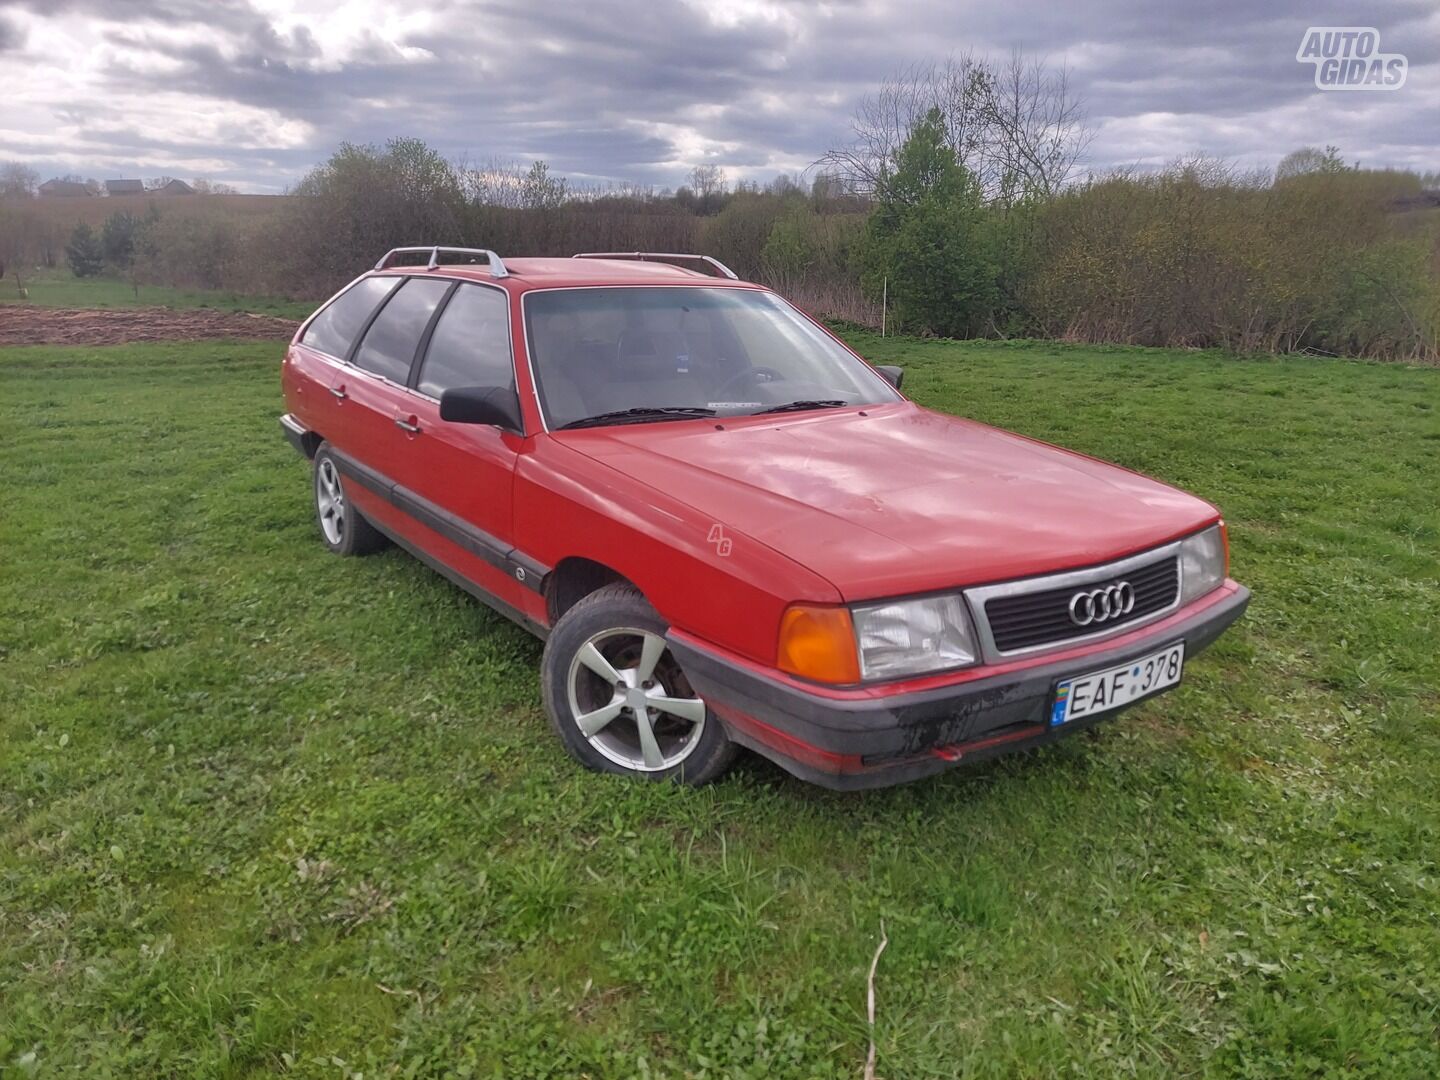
[38,178,93,197]
[158,179,195,195]
[105,179,144,196]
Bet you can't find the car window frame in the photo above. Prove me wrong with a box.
[346,275,456,386]
[298,273,403,363]
[518,283,903,433]
[409,278,517,402]
[301,271,525,430]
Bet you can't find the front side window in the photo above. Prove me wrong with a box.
[352,278,452,384]
[301,275,400,359]
[523,287,900,429]
[417,283,513,398]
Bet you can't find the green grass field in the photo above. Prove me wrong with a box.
[2,333,1437,1077]
[0,270,313,320]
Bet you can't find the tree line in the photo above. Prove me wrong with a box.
[2,51,1437,361]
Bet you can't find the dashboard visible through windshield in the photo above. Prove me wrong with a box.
[523,286,901,429]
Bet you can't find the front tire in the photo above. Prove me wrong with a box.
[313,443,387,556]
[542,583,738,785]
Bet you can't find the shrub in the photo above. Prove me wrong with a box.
[132,213,242,290]
[65,223,103,278]
[100,211,141,271]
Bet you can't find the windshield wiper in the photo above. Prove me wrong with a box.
[753,399,849,415]
[560,406,717,430]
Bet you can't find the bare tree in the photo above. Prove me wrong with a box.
[0,203,47,293]
[819,51,1093,202]
[0,162,39,198]
[688,163,727,199]
[979,51,1093,199]
[456,156,529,208]
[823,55,994,195]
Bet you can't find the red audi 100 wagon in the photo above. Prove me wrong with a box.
[280,247,1249,789]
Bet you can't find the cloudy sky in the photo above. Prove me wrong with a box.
[0,0,1436,193]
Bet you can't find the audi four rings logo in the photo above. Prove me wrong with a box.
[1068,581,1135,626]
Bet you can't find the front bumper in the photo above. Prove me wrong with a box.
[668,581,1250,790]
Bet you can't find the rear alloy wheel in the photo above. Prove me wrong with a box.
[542,584,737,784]
[312,443,387,556]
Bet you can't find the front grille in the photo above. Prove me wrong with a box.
[982,555,1179,654]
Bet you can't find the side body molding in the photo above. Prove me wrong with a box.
[325,446,550,596]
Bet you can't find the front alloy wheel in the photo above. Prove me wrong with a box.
[542,583,738,784]
[569,626,708,772]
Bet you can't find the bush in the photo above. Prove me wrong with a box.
[100,211,142,271]
[65,223,103,278]
[132,213,244,290]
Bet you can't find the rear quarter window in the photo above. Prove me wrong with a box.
[300,276,401,359]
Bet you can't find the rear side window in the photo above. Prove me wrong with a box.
[352,278,452,383]
[417,284,513,397]
[301,276,400,359]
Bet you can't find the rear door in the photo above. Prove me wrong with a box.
[339,276,454,525]
[385,281,532,613]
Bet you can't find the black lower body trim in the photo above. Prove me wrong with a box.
[366,518,548,640]
[317,443,551,597]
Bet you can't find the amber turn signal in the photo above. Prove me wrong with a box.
[777,604,861,685]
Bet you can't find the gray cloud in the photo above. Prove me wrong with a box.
[0,10,22,50]
[1,0,1437,190]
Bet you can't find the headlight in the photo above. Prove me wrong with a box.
[1178,524,1227,606]
[852,594,979,680]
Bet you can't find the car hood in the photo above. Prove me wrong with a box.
[555,403,1219,599]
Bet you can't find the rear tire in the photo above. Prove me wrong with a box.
[542,583,738,785]
[313,442,387,556]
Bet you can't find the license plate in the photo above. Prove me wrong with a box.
[1051,642,1185,726]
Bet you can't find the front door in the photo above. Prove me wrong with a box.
[385,281,531,616]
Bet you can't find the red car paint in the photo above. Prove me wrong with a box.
[281,255,1247,788]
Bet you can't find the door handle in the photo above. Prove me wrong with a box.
[394,417,421,434]
[328,386,347,400]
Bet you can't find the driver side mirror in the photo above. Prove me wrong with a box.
[439,385,523,431]
[876,365,904,390]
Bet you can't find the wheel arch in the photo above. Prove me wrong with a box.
[545,557,639,625]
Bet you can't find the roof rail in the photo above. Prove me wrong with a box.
[572,252,739,280]
[374,246,508,278]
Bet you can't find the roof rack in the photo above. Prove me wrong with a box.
[571,252,739,280]
[374,246,508,278]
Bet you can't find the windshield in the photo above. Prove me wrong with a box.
[523,287,901,429]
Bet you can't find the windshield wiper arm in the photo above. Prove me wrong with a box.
[560,406,717,430]
[753,399,849,415]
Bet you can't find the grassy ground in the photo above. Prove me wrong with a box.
[0,270,312,319]
[1,334,1437,1077]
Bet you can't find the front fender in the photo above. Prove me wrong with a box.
[515,438,840,666]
